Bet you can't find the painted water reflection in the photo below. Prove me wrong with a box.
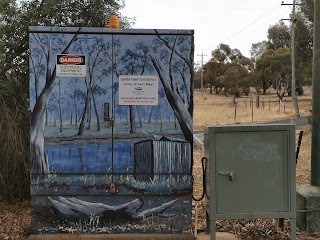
[45,140,133,174]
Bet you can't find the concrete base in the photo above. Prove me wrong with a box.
[28,233,238,240]
[297,184,320,233]
[28,233,195,240]
[196,232,238,240]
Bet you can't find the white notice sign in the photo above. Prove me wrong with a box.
[56,54,86,77]
[119,75,158,105]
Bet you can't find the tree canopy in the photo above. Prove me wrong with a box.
[201,43,253,97]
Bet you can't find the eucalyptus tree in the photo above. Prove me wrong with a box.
[204,43,253,96]
[256,48,292,101]
[150,30,194,143]
[267,21,291,50]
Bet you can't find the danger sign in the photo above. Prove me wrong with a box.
[56,54,86,77]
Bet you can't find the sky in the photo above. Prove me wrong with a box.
[121,0,293,64]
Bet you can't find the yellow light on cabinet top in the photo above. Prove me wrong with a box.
[108,15,119,28]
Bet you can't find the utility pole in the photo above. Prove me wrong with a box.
[282,0,301,118]
[197,53,207,97]
[311,0,320,186]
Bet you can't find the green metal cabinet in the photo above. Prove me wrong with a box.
[204,125,296,240]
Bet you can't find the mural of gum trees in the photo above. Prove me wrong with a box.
[75,36,110,135]
[118,41,154,133]
[30,28,194,234]
[30,28,82,174]
[51,78,64,133]
[67,79,85,126]
[149,30,194,144]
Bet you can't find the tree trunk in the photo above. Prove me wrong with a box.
[148,106,154,124]
[87,94,91,129]
[58,83,63,133]
[48,196,178,221]
[30,87,53,174]
[53,110,56,127]
[150,56,193,144]
[30,29,81,174]
[91,90,100,131]
[129,105,136,133]
[159,104,162,132]
[59,103,63,133]
[45,109,48,126]
[136,105,142,128]
[73,95,78,126]
[78,89,91,135]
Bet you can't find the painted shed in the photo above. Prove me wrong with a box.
[134,135,191,182]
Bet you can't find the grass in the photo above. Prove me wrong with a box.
[194,89,312,130]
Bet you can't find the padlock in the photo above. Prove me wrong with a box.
[109,118,114,126]
[110,183,116,194]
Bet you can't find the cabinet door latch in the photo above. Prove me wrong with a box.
[218,171,234,181]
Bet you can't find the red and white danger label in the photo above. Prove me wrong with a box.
[56,54,86,77]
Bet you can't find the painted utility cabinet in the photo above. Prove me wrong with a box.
[29,27,194,235]
[204,125,296,240]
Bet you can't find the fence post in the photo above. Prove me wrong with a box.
[256,96,260,108]
[252,98,254,122]
[234,101,237,121]
[269,99,271,110]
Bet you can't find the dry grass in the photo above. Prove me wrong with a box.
[194,89,312,131]
[0,202,31,239]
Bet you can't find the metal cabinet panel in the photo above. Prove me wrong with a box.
[204,125,296,240]
[215,130,289,214]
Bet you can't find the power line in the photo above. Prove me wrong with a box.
[220,3,280,44]
[203,1,282,53]
[233,9,292,42]
[213,8,292,57]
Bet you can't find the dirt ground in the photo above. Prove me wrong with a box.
[0,89,318,239]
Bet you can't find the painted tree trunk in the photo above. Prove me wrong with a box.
[30,30,80,174]
[148,106,154,123]
[159,104,163,132]
[73,95,78,126]
[48,197,178,221]
[136,105,142,128]
[58,101,63,133]
[30,87,53,174]
[87,94,91,129]
[45,109,48,126]
[150,56,193,144]
[78,88,91,135]
[91,91,100,131]
[129,105,136,133]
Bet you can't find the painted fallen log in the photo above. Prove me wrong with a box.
[48,197,178,221]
